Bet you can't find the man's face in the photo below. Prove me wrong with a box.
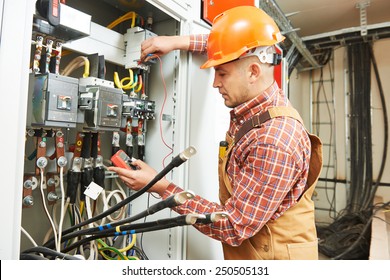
[213,60,251,108]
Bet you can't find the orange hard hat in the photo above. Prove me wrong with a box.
[201,6,285,69]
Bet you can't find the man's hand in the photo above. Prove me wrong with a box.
[108,160,170,196]
[140,35,190,62]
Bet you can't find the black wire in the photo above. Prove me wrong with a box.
[318,42,388,260]
[21,246,81,260]
[44,158,185,249]
[364,43,388,209]
[61,221,189,254]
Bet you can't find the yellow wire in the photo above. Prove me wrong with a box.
[97,241,128,260]
[121,69,135,89]
[79,201,85,216]
[97,238,137,260]
[82,58,90,78]
[118,234,136,253]
[114,69,138,90]
[107,11,136,30]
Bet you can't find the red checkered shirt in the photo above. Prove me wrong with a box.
[189,34,208,53]
[162,81,311,246]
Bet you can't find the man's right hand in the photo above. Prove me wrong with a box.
[140,35,190,62]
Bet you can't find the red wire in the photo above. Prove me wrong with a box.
[152,54,173,168]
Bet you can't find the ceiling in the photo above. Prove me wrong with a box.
[274,0,390,38]
[258,0,390,71]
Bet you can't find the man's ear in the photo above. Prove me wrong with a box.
[248,62,262,82]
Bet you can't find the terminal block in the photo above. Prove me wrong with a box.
[122,95,156,124]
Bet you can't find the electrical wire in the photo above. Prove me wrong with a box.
[317,42,388,260]
[39,168,59,251]
[21,226,38,247]
[313,61,337,219]
[44,148,195,249]
[21,246,81,260]
[106,11,142,30]
[61,56,90,77]
[57,166,66,252]
[147,54,174,166]
[364,44,388,209]
[60,214,200,254]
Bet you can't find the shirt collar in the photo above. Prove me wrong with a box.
[230,81,280,122]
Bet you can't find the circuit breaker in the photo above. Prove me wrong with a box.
[79,78,124,131]
[27,72,79,128]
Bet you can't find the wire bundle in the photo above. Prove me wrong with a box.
[317,42,388,259]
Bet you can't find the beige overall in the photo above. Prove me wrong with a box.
[218,107,323,260]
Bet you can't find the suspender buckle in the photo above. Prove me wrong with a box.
[252,116,261,128]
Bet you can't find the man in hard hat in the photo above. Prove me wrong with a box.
[109,6,322,260]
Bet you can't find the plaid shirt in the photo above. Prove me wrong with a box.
[189,34,208,53]
[163,81,311,246]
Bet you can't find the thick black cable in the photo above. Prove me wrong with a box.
[364,44,388,209]
[46,191,194,249]
[21,246,81,260]
[318,42,388,260]
[43,146,196,249]
[61,215,201,254]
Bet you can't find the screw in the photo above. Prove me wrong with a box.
[36,157,48,168]
[23,196,34,206]
[47,178,56,187]
[23,180,33,189]
[47,192,59,202]
[57,156,67,167]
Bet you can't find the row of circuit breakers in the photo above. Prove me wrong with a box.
[27,73,155,131]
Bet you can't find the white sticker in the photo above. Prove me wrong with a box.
[84,181,103,200]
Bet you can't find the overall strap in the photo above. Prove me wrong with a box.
[234,107,304,143]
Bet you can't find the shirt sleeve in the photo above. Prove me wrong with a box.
[162,143,302,247]
[188,34,208,53]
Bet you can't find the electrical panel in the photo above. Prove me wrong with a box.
[18,0,201,261]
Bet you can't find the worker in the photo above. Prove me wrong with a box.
[108,6,323,260]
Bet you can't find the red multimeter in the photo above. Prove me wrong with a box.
[111,150,135,170]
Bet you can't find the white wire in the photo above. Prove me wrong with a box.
[39,169,58,251]
[105,190,127,222]
[57,166,66,252]
[85,196,97,260]
[21,226,38,247]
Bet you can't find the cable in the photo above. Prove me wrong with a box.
[147,54,174,166]
[21,226,38,247]
[39,168,58,251]
[50,191,195,247]
[61,56,90,77]
[107,11,140,30]
[43,146,197,249]
[61,214,204,253]
[364,44,388,209]
[317,42,388,260]
[57,166,66,251]
[21,246,81,260]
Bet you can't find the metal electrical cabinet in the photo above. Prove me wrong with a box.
[0,0,218,260]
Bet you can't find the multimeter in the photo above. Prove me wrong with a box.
[111,150,136,170]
